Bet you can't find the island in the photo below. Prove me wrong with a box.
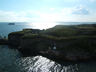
[8,23,15,25]
[1,24,96,62]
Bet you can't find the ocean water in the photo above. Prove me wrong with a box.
[0,22,96,37]
[0,22,96,72]
[0,22,57,37]
[0,22,34,37]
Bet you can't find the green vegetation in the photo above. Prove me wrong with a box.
[8,24,96,61]
[11,24,96,40]
[21,24,96,54]
[9,31,25,35]
[22,33,96,40]
[22,34,39,39]
[41,24,96,37]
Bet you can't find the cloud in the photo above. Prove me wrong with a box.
[72,6,89,15]
[65,0,96,2]
[58,6,96,22]
[89,0,96,2]
[0,6,96,22]
[61,8,72,15]
[0,10,70,22]
[0,10,38,22]
[50,8,55,11]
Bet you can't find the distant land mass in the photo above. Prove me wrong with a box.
[1,24,96,62]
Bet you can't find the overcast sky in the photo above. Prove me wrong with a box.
[0,0,96,22]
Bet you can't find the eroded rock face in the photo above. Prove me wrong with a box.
[8,29,41,47]
[8,33,24,47]
[19,38,52,55]
[18,37,96,61]
[8,28,96,61]
[0,39,8,45]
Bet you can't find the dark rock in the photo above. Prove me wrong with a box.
[7,25,96,61]
[8,32,24,47]
[0,39,8,45]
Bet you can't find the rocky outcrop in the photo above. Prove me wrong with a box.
[0,39,8,45]
[8,29,41,47]
[19,37,52,56]
[8,32,24,47]
[19,36,96,61]
[7,26,96,61]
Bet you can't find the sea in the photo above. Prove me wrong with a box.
[0,22,96,72]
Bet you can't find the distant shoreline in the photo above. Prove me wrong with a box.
[1,24,96,62]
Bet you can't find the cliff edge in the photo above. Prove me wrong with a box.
[8,24,96,61]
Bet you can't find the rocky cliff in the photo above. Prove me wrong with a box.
[8,32,24,47]
[8,24,96,61]
[19,35,96,61]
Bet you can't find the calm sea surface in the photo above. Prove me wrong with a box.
[0,22,96,72]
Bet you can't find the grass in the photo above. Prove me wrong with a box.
[9,31,25,35]
[8,24,96,56]
[40,24,96,37]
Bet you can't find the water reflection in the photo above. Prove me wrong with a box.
[0,45,96,72]
[16,56,78,72]
[31,22,57,30]
[0,45,79,72]
[0,45,21,72]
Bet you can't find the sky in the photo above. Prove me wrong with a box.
[0,0,96,22]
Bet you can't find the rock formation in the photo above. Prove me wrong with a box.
[7,24,96,61]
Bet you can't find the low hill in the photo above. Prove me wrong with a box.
[41,24,96,37]
[8,24,96,61]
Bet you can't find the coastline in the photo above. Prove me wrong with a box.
[1,24,96,62]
